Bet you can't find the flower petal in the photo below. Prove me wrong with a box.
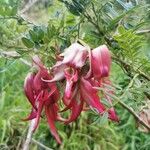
[42,62,66,83]
[102,79,119,122]
[64,68,78,99]
[64,97,83,124]
[33,91,44,132]
[62,84,78,107]
[24,72,36,109]
[80,77,105,114]
[45,105,61,144]
[22,108,37,121]
[61,43,88,68]
[91,45,111,79]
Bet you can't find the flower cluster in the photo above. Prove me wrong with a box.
[24,43,118,144]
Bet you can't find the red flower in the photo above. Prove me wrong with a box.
[43,43,118,123]
[24,43,119,144]
[23,56,61,144]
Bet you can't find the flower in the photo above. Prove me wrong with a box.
[43,43,118,123]
[24,42,119,144]
[23,56,61,144]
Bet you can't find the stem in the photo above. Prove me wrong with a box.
[112,55,150,81]
[22,119,36,150]
[107,92,150,131]
[19,0,39,14]
[136,29,150,34]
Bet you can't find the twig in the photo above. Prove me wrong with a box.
[20,58,32,67]
[136,29,150,34]
[83,11,104,36]
[32,139,54,150]
[19,0,39,14]
[0,50,32,66]
[120,73,139,98]
[112,55,150,81]
[22,119,36,150]
[0,50,20,58]
[118,99,150,131]
[106,92,150,131]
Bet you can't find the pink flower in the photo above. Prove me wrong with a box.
[43,43,118,123]
[24,43,119,144]
[60,43,88,68]
[23,56,61,144]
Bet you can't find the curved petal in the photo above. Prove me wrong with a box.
[80,77,105,114]
[42,62,66,83]
[24,72,36,109]
[104,82,119,122]
[62,84,78,107]
[64,68,78,99]
[91,45,111,79]
[22,108,37,121]
[64,98,83,124]
[45,105,61,144]
[60,85,78,112]
[33,91,44,132]
[108,108,119,122]
[33,70,42,92]
[61,43,88,68]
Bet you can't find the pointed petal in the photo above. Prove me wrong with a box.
[62,84,78,107]
[102,79,119,122]
[80,78,105,113]
[22,108,37,121]
[24,72,36,109]
[45,105,61,144]
[33,92,44,132]
[64,68,78,99]
[108,108,119,122]
[64,98,83,124]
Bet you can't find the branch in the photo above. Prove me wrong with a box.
[136,29,150,34]
[112,55,150,81]
[106,92,150,131]
[0,50,20,58]
[118,99,150,131]
[19,0,39,14]
[83,11,104,36]
[23,119,36,150]
[0,50,32,66]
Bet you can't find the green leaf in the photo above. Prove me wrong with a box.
[29,30,38,42]
[99,112,108,126]
[0,91,5,110]
[118,25,125,34]
[10,5,17,16]
[22,37,34,48]
[37,28,44,40]
[47,25,56,38]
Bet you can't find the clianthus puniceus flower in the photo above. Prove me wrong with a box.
[24,42,119,144]
[23,56,61,144]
